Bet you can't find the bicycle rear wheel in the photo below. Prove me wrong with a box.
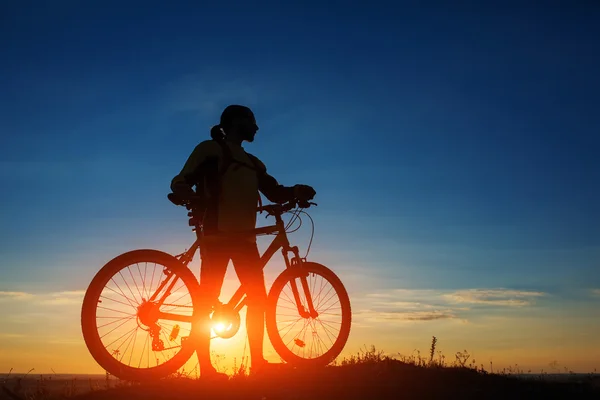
[266,262,351,367]
[81,249,200,381]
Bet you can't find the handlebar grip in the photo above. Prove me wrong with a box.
[258,201,317,215]
[298,200,317,208]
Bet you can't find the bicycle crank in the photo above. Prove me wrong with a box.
[210,306,241,339]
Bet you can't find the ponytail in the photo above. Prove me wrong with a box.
[210,124,225,140]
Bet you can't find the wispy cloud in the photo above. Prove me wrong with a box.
[39,290,86,306]
[0,291,35,301]
[352,287,548,327]
[51,290,86,297]
[0,290,85,305]
[591,289,600,297]
[364,288,546,307]
[368,310,457,321]
[369,301,436,310]
[0,333,27,339]
[365,289,440,299]
[354,292,461,325]
[400,310,457,321]
[443,289,546,307]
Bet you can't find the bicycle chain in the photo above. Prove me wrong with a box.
[161,303,194,308]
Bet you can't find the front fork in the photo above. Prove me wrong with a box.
[284,246,319,319]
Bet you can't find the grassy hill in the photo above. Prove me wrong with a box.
[3,349,599,400]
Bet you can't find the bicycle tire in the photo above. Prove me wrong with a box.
[266,262,351,367]
[81,249,200,381]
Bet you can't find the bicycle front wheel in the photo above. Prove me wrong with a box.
[81,249,201,381]
[266,262,351,367]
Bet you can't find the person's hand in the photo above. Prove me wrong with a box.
[171,183,196,198]
[293,184,316,201]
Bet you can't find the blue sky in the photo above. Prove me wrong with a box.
[1,1,599,372]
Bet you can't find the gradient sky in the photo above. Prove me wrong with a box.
[1,1,599,374]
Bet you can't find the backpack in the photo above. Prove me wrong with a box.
[183,138,264,226]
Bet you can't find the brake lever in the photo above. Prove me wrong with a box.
[298,200,318,208]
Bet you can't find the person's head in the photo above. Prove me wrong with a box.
[210,105,259,143]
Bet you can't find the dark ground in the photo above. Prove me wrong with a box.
[3,359,599,400]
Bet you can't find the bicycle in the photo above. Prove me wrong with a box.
[81,194,352,381]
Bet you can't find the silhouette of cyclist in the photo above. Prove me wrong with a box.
[170,105,316,378]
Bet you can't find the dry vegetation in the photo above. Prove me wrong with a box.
[2,339,599,400]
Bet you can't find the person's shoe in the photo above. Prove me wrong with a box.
[250,359,286,376]
[200,367,229,381]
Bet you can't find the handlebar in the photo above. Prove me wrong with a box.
[167,192,316,215]
[257,200,317,216]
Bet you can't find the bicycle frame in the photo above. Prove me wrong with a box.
[152,210,318,324]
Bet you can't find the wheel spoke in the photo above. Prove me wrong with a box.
[135,263,148,300]
[105,325,138,350]
[149,263,157,299]
[117,270,140,305]
[100,316,136,339]
[125,328,139,365]
[315,318,336,346]
[100,293,137,310]
[315,285,334,310]
[109,278,138,309]
[279,317,304,340]
[97,315,135,329]
[137,334,149,369]
[127,266,144,302]
[98,305,135,316]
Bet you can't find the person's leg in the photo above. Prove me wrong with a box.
[196,239,229,374]
[230,241,268,368]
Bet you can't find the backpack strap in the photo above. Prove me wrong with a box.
[244,152,266,210]
[213,138,234,178]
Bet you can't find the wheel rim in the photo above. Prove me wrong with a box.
[86,259,196,372]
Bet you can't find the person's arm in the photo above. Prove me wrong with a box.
[258,170,296,204]
[170,140,220,194]
[250,155,316,203]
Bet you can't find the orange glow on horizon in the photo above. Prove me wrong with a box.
[1,245,599,376]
